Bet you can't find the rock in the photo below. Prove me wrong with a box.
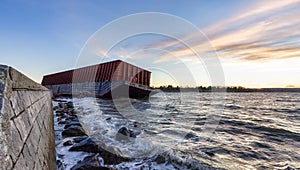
[65,115,78,122]
[73,136,88,143]
[57,153,64,159]
[69,109,77,115]
[56,159,64,170]
[69,119,80,123]
[62,125,87,137]
[58,120,67,124]
[66,101,74,108]
[61,114,68,119]
[97,146,130,165]
[69,138,99,153]
[63,140,73,146]
[205,151,215,157]
[116,127,136,141]
[56,108,67,114]
[69,115,78,120]
[58,102,68,109]
[130,130,140,138]
[133,121,139,127]
[70,138,130,165]
[53,106,59,110]
[155,155,166,164]
[64,120,81,129]
[70,154,109,170]
[184,132,197,139]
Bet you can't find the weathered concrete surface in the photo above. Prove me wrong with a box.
[0,65,56,170]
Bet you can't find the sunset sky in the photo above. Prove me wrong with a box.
[1,0,300,88]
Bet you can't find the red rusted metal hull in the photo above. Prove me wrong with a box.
[41,60,155,99]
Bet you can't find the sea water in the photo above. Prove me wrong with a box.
[61,92,300,169]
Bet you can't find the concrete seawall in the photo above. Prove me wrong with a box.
[0,65,56,170]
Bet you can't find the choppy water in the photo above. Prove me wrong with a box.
[72,92,300,169]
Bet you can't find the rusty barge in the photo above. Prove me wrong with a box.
[41,60,157,99]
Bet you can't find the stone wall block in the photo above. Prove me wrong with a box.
[0,66,56,170]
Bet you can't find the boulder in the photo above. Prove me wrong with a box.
[69,109,77,115]
[66,101,74,108]
[62,125,87,137]
[68,115,78,120]
[184,132,197,139]
[53,106,59,111]
[64,120,82,129]
[55,108,68,113]
[73,136,89,143]
[63,140,73,146]
[70,154,109,170]
[116,127,137,141]
[70,138,130,165]
[97,146,130,165]
[56,159,64,170]
[58,102,68,109]
[58,120,67,124]
[155,155,166,164]
[69,138,99,153]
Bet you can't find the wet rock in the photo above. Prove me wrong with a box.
[133,121,140,128]
[70,154,109,170]
[69,109,77,115]
[73,136,88,143]
[55,108,68,113]
[155,155,166,164]
[53,106,59,111]
[60,114,68,119]
[58,120,67,124]
[184,132,197,139]
[69,138,99,153]
[118,127,130,135]
[116,127,136,141]
[205,151,215,157]
[97,146,130,165]
[64,120,81,129]
[57,153,64,159]
[67,115,78,120]
[63,140,73,146]
[56,159,64,170]
[59,102,68,109]
[62,125,87,137]
[66,101,74,108]
[56,111,65,116]
[69,119,80,123]
[70,138,130,165]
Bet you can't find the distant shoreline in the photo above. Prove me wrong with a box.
[155,86,300,93]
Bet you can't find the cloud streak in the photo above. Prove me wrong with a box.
[149,0,300,62]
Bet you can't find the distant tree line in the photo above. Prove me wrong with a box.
[154,85,300,93]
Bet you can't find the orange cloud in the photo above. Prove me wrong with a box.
[150,0,300,63]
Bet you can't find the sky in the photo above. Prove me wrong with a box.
[1,0,300,88]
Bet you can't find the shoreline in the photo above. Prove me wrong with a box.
[53,99,130,169]
[52,98,220,170]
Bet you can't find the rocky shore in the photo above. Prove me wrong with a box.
[52,98,219,170]
[53,99,131,170]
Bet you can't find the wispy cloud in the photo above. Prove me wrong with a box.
[150,0,300,62]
